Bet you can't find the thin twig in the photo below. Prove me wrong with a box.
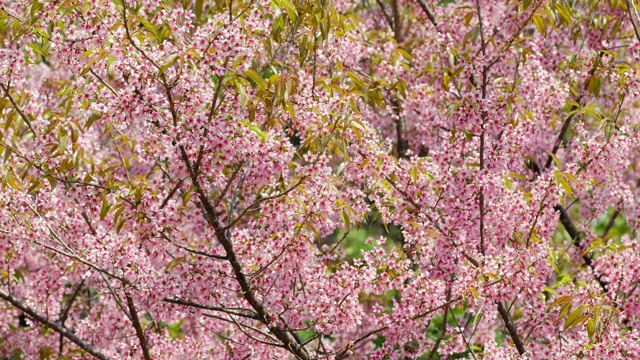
[0,82,37,136]
[163,297,259,320]
[626,0,640,43]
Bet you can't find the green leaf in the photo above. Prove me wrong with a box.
[195,0,203,19]
[503,174,512,190]
[396,48,412,61]
[158,54,179,76]
[244,69,266,90]
[139,17,157,36]
[106,54,116,73]
[27,177,42,194]
[557,301,573,324]
[586,318,596,341]
[410,166,418,183]
[167,320,184,339]
[346,71,365,90]
[547,294,573,311]
[532,14,547,36]
[588,76,602,97]
[86,113,102,129]
[554,170,573,197]
[80,49,94,58]
[469,287,478,299]
[39,346,54,360]
[341,210,351,228]
[7,173,21,190]
[116,219,126,233]
[100,198,111,221]
[58,130,69,154]
[3,146,12,163]
[463,12,474,26]
[277,0,298,21]
[548,151,561,169]
[564,305,588,330]
[113,205,126,226]
[604,121,614,142]
[242,120,268,143]
[166,256,186,270]
[554,2,573,25]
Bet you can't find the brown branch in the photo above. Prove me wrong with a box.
[99,273,133,322]
[375,0,394,29]
[390,95,408,159]
[543,103,579,171]
[137,17,309,353]
[32,240,134,287]
[223,177,306,231]
[122,6,160,70]
[0,289,110,360]
[626,0,640,44]
[225,312,284,347]
[195,57,231,176]
[58,280,85,355]
[427,287,451,360]
[89,68,118,96]
[461,251,480,267]
[125,294,151,360]
[412,296,462,320]
[81,212,97,236]
[554,204,608,292]
[171,241,227,260]
[474,0,487,57]
[602,210,620,239]
[159,178,184,210]
[485,0,545,71]
[1,143,112,192]
[383,174,448,237]
[0,82,37,136]
[180,149,309,358]
[496,301,526,355]
[211,161,247,210]
[167,89,309,358]
[163,297,259,320]
[415,0,439,29]
[391,0,404,43]
[474,0,489,259]
[544,52,603,172]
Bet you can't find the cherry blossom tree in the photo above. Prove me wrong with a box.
[1,0,640,358]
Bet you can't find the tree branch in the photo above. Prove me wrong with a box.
[163,84,309,358]
[496,301,526,355]
[0,289,110,360]
[415,0,438,29]
[125,294,152,360]
[626,0,640,44]
[554,204,609,292]
[391,0,404,43]
[163,297,259,320]
[427,286,452,359]
[0,82,37,136]
[58,280,85,355]
[375,0,394,29]
[390,95,409,159]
